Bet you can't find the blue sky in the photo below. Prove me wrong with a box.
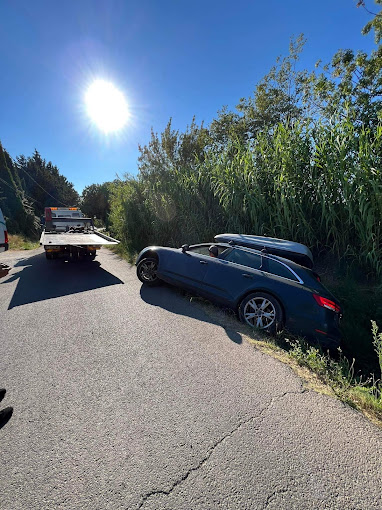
[0,0,376,193]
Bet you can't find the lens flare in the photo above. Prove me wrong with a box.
[85,80,129,133]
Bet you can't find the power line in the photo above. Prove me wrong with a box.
[17,165,69,207]
[0,176,37,204]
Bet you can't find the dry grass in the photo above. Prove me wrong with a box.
[8,234,40,251]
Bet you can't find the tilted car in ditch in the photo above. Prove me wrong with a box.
[136,234,342,349]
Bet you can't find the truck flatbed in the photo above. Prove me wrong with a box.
[40,213,119,260]
[40,231,119,246]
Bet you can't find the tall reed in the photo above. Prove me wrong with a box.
[110,118,382,275]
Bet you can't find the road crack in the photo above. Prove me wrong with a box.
[263,487,290,509]
[135,388,304,509]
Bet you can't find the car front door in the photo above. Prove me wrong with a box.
[158,245,211,291]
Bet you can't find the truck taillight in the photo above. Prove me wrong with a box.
[4,230,8,244]
[312,294,341,313]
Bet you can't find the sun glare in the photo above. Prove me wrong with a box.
[85,80,129,133]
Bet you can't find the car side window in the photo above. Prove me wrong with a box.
[225,249,262,270]
[267,258,298,281]
[217,246,231,257]
[187,245,210,256]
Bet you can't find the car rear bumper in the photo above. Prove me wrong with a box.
[311,329,341,350]
[287,307,341,350]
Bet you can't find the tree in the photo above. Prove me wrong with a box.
[357,0,382,43]
[236,35,309,133]
[15,150,80,216]
[81,182,113,225]
[0,144,38,236]
[137,118,209,181]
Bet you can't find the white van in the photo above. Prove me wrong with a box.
[0,207,8,252]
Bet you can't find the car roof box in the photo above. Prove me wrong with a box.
[214,233,314,269]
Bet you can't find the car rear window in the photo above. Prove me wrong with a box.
[225,249,262,270]
[267,258,298,281]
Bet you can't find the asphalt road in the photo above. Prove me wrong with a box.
[0,248,381,510]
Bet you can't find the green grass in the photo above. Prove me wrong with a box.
[8,234,40,250]
[286,337,382,424]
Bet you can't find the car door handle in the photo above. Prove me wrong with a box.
[199,260,208,265]
[242,273,253,279]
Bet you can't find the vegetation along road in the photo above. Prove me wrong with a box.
[0,248,381,510]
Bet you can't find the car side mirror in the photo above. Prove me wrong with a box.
[181,244,189,253]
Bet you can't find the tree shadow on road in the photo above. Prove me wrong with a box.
[140,283,243,344]
[1,252,124,309]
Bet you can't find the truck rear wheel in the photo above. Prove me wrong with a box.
[45,252,53,260]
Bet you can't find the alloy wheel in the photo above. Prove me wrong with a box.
[243,297,276,329]
[139,260,158,282]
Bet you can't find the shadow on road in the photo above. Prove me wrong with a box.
[0,407,13,429]
[140,283,242,344]
[1,252,124,309]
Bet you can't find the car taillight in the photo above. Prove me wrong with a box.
[4,231,8,244]
[313,293,341,313]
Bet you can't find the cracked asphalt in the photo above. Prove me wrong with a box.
[0,248,381,510]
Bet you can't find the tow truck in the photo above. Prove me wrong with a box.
[40,207,119,260]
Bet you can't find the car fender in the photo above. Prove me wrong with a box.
[136,247,160,266]
[135,246,180,268]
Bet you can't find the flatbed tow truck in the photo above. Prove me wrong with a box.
[40,207,119,260]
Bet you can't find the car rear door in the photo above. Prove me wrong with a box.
[201,249,266,305]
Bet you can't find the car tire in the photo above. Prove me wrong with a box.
[239,292,283,334]
[136,257,160,286]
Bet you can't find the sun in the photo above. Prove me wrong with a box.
[85,80,129,133]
